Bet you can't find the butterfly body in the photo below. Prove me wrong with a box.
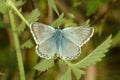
[30,22,94,60]
[52,29,65,50]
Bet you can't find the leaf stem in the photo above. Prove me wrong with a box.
[9,10,26,80]
[7,0,30,27]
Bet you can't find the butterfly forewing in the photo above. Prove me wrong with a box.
[63,27,94,47]
[30,22,55,44]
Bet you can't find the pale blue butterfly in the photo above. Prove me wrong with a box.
[30,22,94,60]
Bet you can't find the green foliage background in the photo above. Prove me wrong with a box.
[0,0,120,80]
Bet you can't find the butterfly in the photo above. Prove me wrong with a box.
[30,22,94,60]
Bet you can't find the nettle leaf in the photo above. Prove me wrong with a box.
[51,13,64,28]
[16,9,40,32]
[75,35,112,68]
[34,59,54,71]
[16,22,25,32]
[58,67,71,80]
[16,22,26,32]
[27,8,40,23]
[71,66,85,80]
[0,0,8,14]
[48,0,59,16]
[21,39,34,48]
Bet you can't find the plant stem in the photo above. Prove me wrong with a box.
[9,10,25,80]
[7,0,29,26]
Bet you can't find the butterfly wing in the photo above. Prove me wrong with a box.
[58,27,94,60]
[30,22,56,59]
[58,36,80,60]
[36,37,56,59]
[30,22,55,44]
[63,27,94,47]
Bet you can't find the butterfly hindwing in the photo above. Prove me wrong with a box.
[36,37,56,59]
[58,35,80,60]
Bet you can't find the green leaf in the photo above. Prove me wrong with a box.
[81,19,90,26]
[86,0,101,16]
[58,59,66,67]
[75,35,112,68]
[72,1,81,8]
[27,8,40,23]
[16,9,40,32]
[13,0,25,7]
[21,39,34,48]
[48,0,59,16]
[51,13,64,28]
[57,67,71,80]
[64,18,77,27]
[34,59,54,71]
[16,22,26,32]
[63,60,85,80]
[0,0,8,14]
[112,31,120,47]
[71,66,85,80]
[86,0,112,16]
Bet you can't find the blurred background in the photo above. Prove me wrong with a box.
[0,0,120,80]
